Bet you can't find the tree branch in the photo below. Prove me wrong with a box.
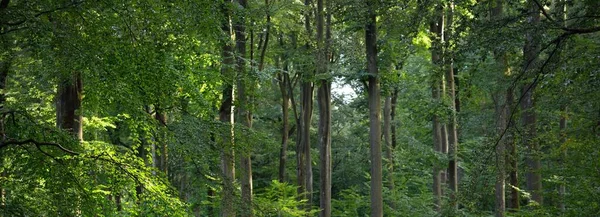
[0,139,79,155]
[532,0,600,34]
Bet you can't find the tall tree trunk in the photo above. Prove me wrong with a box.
[316,0,332,216]
[491,2,507,216]
[430,5,444,212]
[522,0,542,205]
[507,87,519,211]
[383,95,395,210]
[234,0,253,215]
[366,1,382,216]
[220,1,236,216]
[298,0,314,209]
[558,105,567,212]
[0,53,10,207]
[444,2,459,210]
[278,64,290,183]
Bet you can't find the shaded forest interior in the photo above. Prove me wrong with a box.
[1,0,599,216]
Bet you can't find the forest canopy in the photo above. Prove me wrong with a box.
[0,0,599,216]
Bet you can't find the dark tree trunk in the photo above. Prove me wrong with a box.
[57,72,83,141]
[234,0,253,215]
[317,0,332,215]
[297,0,314,209]
[522,0,542,205]
[366,1,382,216]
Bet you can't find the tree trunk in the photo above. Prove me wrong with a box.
[391,90,398,149]
[234,0,253,215]
[383,95,395,210]
[507,87,519,211]
[444,2,459,210]
[278,67,290,183]
[522,0,542,205]
[430,5,444,212]
[366,1,382,216]
[558,105,567,212]
[297,0,314,209]
[0,53,10,207]
[155,109,168,175]
[57,72,83,141]
[317,0,332,215]
[491,1,505,216]
[220,1,236,216]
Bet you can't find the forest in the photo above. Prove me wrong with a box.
[0,0,599,216]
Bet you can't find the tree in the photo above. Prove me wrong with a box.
[317,0,332,216]
[522,0,542,205]
[219,1,237,216]
[297,0,314,209]
[365,0,382,216]
[430,4,444,211]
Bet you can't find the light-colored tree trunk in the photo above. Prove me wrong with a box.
[366,1,382,216]
[430,5,444,212]
[443,2,459,211]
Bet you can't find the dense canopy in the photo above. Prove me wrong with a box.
[0,0,599,216]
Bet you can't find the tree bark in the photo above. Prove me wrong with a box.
[57,72,83,141]
[491,1,506,216]
[391,90,398,149]
[522,0,542,205]
[430,5,444,212]
[234,0,253,215]
[317,0,332,216]
[220,1,236,216]
[366,1,382,216]
[383,95,395,210]
[558,105,567,212]
[278,64,290,183]
[154,108,168,175]
[443,2,459,210]
[297,0,314,209]
[0,52,10,207]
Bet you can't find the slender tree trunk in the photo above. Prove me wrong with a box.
[383,95,395,210]
[298,0,314,209]
[443,2,459,210]
[507,87,519,211]
[155,109,168,175]
[220,1,236,216]
[522,0,542,205]
[430,5,444,212]
[391,90,398,149]
[258,0,271,72]
[558,106,567,212]
[366,1,382,216]
[316,0,332,216]
[0,54,10,207]
[278,67,290,183]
